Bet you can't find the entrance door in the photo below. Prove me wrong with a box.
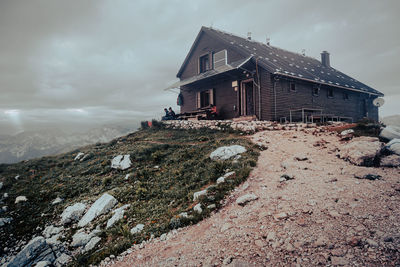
[240,80,255,116]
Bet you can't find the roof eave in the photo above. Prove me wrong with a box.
[273,72,384,97]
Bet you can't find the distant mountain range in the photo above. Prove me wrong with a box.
[381,114,400,127]
[0,125,136,164]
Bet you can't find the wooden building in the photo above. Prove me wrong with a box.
[167,27,384,122]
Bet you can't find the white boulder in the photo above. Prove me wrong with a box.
[35,261,51,267]
[60,203,86,225]
[111,155,132,170]
[83,236,101,252]
[340,129,354,136]
[386,139,400,155]
[193,189,207,201]
[210,145,247,160]
[193,203,202,214]
[54,253,72,266]
[42,225,63,238]
[339,136,382,166]
[236,193,258,206]
[15,196,27,204]
[217,171,236,184]
[106,204,130,229]
[380,125,400,141]
[71,231,95,247]
[78,193,118,227]
[130,224,144,234]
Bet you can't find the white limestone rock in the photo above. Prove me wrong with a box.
[60,203,86,225]
[78,193,118,227]
[193,203,202,214]
[83,236,101,252]
[216,171,236,184]
[51,197,63,205]
[106,204,130,229]
[130,224,145,234]
[340,129,354,136]
[193,189,207,201]
[236,193,258,206]
[74,152,85,161]
[71,231,95,247]
[35,261,51,267]
[338,136,382,166]
[210,145,247,160]
[54,253,72,267]
[15,196,27,204]
[111,155,132,170]
[380,125,400,141]
[386,138,400,155]
[42,225,63,238]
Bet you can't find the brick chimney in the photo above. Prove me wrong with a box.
[321,51,330,67]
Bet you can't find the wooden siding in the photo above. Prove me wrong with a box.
[179,32,245,80]
[266,76,378,122]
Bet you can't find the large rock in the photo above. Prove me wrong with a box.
[78,193,118,227]
[193,189,207,201]
[111,155,132,170]
[42,225,63,238]
[380,154,400,167]
[130,224,144,234]
[386,139,400,155]
[82,236,101,252]
[54,253,72,266]
[71,231,95,247]
[380,125,400,141]
[106,204,130,229]
[210,145,246,160]
[60,203,86,225]
[6,237,56,267]
[15,196,27,204]
[339,136,382,166]
[236,193,258,206]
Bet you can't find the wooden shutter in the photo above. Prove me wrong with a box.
[196,92,201,109]
[209,89,214,105]
[213,50,227,69]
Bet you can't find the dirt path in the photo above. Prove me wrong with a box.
[107,129,400,266]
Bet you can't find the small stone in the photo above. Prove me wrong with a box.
[266,231,276,241]
[15,196,27,204]
[274,212,288,220]
[315,236,327,247]
[331,256,348,266]
[366,238,378,247]
[347,236,361,247]
[236,193,258,206]
[207,204,216,209]
[255,239,264,247]
[220,223,232,232]
[286,243,295,252]
[193,189,207,201]
[223,256,234,265]
[51,197,63,205]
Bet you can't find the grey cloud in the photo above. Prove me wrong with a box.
[0,0,399,134]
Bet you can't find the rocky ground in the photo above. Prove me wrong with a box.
[107,127,400,266]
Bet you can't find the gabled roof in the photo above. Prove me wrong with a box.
[177,26,383,96]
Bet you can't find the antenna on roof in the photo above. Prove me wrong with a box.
[266,37,270,45]
[301,49,306,56]
[247,32,252,40]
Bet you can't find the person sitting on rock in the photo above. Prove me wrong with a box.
[162,108,170,120]
[168,107,176,119]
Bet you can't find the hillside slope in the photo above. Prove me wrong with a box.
[109,128,400,266]
[0,126,259,266]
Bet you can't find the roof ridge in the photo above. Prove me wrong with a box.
[203,26,321,63]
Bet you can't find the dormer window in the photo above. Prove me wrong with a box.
[199,54,211,73]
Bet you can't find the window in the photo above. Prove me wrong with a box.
[343,92,349,100]
[196,89,214,108]
[289,82,296,92]
[312,86,320,96]
[199,54,210,73]
[328,88,334,98]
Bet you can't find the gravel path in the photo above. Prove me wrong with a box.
[107,129,400,266]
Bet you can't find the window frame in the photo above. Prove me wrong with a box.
[196,89,214,109]
[327,88,334,98]
[312,86,320,96]
[289,82,296,92]
[198,53,211,74]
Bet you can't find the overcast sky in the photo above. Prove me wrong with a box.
[0,0,399,134]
